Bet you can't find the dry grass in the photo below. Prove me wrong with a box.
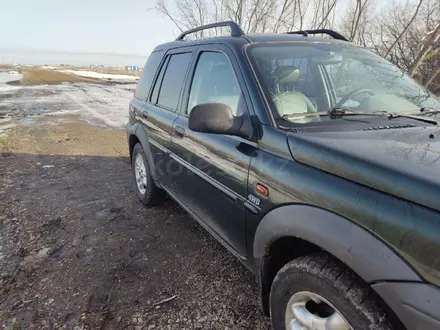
[8,67,103,86]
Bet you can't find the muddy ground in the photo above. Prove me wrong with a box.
[0,82,270,329]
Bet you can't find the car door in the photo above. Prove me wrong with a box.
[169,45,257,257]
[142,47,194,189]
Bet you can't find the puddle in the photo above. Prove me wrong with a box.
[0,72,23,84]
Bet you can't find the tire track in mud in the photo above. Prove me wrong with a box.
[61,85,130,157]
[63,88,121,127]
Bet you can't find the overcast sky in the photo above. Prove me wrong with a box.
[0,0,398,56]
[0,0,401,65]
[0,0,178,56]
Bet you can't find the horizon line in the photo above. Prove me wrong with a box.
[0,46,149,58]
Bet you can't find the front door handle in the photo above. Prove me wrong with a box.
[174,126,185,138]
[142,111,148,119]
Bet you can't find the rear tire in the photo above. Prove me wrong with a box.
[270,252,400,330]
[132,143,166,206]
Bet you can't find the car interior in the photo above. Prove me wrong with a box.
[271,66,318,119]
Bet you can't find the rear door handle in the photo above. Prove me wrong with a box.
[174,126,185,138]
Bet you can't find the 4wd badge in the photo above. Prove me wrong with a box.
[248,194,261,206]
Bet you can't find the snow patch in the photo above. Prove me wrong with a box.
[60,69,139,82]
[0,122,17,137]
[0,82,135,128]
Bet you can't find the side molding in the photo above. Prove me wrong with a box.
[254,204,420,283]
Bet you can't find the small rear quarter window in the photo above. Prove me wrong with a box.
[135,51,163,100]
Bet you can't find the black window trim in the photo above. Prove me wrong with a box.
[149,55,170,105]
[181,47,248,118]
[149,48,195,113]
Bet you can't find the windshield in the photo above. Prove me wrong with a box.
[246,43,440,125]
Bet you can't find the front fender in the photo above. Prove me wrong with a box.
[254,204,420,283]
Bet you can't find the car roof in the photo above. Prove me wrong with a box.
[244,33,348,44]
[153,33,350,52]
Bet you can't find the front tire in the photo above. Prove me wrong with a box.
[270,252,400,330]
[132,143,166,206]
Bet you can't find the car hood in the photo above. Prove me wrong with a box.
[287,126,440,212]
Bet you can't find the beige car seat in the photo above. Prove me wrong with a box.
[271,67,317,120]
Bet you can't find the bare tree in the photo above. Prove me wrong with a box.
[351,0,439,90]
[273,0,304,32]
[155,0,440,92]
[409,23,440,76]
[383,0,424,58]
[424,65,440,87]
[338,0,374,45]
[308,0,338,29]
[348,0,370,42]
[156,0,282,35]
[297,0,309,30]
[155,0,340,35]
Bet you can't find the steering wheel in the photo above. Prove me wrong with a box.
[333,88,375,109]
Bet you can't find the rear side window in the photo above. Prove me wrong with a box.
[156,52,192,111]
[135,51,163,100]
[150,56,169,104]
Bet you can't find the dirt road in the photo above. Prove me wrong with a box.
[0,83,270,329]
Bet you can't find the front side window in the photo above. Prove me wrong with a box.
[187,51,242,115]
[246,43,440,125]
[156,52,192,111]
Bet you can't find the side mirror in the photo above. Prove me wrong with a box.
[188,103,252,138]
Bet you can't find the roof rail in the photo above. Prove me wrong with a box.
[286,29,348,41]
[175,21,244,41]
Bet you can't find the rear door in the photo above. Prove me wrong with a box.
[169,45,258,257]
[142,47,194,189]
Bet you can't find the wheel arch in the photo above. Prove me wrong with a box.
[128,134,140,161]
[253,203,421,315]
[127,123,161,186]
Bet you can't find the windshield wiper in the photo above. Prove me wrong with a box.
[388,112,438,125]
[282,108,388,120]
[420,107,440,114]
[283,107,439,125]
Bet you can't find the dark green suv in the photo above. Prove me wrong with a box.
[126,21,440,330]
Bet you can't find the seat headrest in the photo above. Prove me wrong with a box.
[273,66,300,84]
